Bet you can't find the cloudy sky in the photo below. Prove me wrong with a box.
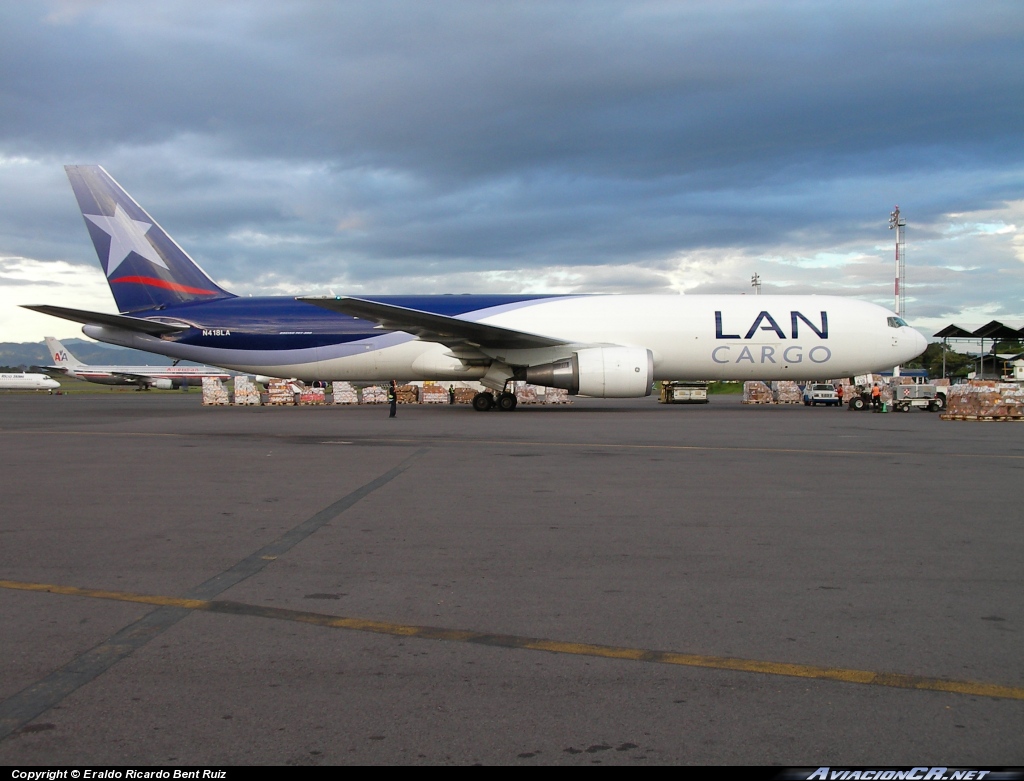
[1,1,1022,343]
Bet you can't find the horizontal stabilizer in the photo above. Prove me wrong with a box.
[21,305,188,336]
[298,296,567,350]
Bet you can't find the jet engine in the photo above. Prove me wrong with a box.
[524,346,653,397]
[152,379,175,390]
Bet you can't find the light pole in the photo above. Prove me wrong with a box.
[889,206,907,378]
[889,206,906,319]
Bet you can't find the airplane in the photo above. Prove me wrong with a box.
[24,165,927,411]
[0,372,61,391]
[42,336,231,390]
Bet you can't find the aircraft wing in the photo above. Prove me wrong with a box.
[21,305,188,337]
[30,365,68,377]
[298,296,568,350]
[109,371,155,384]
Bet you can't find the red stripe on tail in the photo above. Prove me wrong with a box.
[111,276,220,296]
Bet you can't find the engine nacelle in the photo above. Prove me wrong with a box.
[255,375,279,386]
[152,379,174,390]
[524,347,654,397]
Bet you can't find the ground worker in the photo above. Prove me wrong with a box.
[871,383,881,411]
[836,384,844,408]
[388,380,397,418]
[448,385,455,405]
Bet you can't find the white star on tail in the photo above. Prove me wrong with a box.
[85,203,168,276]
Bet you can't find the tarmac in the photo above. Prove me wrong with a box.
[0,392,1021,765]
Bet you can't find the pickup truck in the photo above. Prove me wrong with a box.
[802,383,840,407]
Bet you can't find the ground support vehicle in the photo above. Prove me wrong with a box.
[803,383,841,407]
[660,381,709,404]
[847,387,880,411]
[891,383,946,413]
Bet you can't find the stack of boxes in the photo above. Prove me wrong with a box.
[232,376,261,405]
[265,379,296,405]
[514,382,541,404]
[943,381,1024,420]
[201,377,230,405]
[545,387,571,404]
[297,385,326,404]
[742,381,773,403]
[420,383,448,404]
[361,385,388,404]
[396,384,419,403]
[771,381,802,403]
[331,381,359,404]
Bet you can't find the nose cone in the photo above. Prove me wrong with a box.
[901,326,928,364]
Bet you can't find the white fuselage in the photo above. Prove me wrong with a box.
[62,365,230,386]
[0,373,61,390]
[83,295,926,386]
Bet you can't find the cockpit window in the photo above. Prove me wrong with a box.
[887,316,908,328]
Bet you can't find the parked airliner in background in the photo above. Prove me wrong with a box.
[0,373,60,391]
[24,166,927,411]
[43,336,231,390]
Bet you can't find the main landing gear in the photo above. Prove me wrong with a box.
[471,389,518,412]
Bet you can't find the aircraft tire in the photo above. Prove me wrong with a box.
[498,392,518,411]
[472,392,495,412]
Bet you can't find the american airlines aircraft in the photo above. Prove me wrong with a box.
[25,165,926,411]
[43,336,230,390]
[0,372,60,391]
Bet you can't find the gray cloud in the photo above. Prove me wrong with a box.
[0,1,1022,341]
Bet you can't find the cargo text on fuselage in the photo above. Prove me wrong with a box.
[713,310,830,365]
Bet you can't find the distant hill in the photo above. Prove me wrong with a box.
[0,339,201,371]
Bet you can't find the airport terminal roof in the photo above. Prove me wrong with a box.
[933,320,1024,340]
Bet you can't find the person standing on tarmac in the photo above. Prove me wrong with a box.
[388,380,397,418]
[871,383,881,411]
[836,384,844,408]
[448,384,455,405]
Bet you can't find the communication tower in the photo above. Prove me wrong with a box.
[889,206,906,317]
[751,272,761,296]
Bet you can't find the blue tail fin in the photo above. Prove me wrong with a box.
[65,165,235,313]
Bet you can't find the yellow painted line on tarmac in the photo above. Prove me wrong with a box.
[3,578,1023,702]
[0,580,208,609]
[0,429,185,438]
